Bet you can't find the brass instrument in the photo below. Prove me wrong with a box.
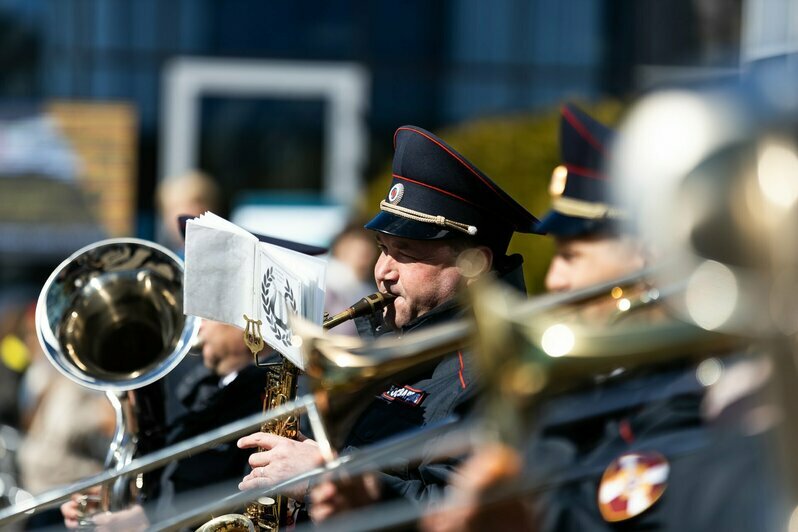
[34,238,200,517]
[241,359,300,532]
[0,271,656,529]
[468,278,743,448]
[234,292,398,532]
[0,292,417,528]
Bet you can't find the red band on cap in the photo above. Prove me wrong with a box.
[565,164,608,180]
[392,174,481,209]
[562,107,607,155]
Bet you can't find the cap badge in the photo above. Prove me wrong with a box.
[597,451,669,522]
[388,183,405,204]
[549,165,568,198]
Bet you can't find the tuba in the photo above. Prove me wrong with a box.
[35,238,200,515]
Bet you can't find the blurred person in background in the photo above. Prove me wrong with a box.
[324,223,381,336]
[0,293,35,518]
[15,297,116,530]
[0,291,35,430]
[155,169,224,424]
[155,169,222,256]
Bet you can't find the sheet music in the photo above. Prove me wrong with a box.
[184,211,327,369]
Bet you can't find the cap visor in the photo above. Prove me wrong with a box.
[536,211,607,237]
[364,211,455,240]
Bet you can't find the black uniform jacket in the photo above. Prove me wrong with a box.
[340,257,528,507]
[343,298,476,504]
[148,362,267,520]
[530,359,781,531]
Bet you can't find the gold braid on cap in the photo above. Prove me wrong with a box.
[551,196,626,220]
[379,200,478,235]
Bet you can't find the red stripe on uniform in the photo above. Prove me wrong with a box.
[458,351,467,389]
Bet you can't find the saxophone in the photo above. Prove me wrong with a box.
[238,292,397,532]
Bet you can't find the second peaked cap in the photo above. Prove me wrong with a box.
[537,103,624,236]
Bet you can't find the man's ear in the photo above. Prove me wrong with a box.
[457,246,494,282]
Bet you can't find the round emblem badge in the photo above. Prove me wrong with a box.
[597,451,669,522]
[388,183,404,204]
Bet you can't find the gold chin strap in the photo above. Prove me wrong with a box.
[379,200,478,235]
[551,196,626,220]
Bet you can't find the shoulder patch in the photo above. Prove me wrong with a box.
[382,384,427,406]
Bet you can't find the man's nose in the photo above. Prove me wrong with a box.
[374,253,398,283]
[545,259,570,293]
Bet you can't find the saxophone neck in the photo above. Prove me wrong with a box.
[323,292,397,330]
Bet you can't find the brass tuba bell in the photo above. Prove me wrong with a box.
[35,238,200,513]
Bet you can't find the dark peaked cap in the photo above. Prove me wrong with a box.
[537,104,623,237]
[366,125,541,253]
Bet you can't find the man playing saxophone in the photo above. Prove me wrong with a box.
[236,125,541,521]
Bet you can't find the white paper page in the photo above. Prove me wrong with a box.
[255,243,327,370]
[256,248,303,367]
[260,242,327,324]
[183,212,257,327]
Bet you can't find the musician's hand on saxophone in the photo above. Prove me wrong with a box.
[237,431,324,500]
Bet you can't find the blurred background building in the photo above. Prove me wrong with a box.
[0,0,785,293]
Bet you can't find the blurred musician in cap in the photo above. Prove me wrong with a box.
[539,104,645,294]
[423,102,780,531]
[421,102,657,531]
[237,125,541,518]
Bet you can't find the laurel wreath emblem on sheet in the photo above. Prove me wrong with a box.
[261,267,297,347]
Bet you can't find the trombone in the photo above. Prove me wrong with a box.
[153,269,746,531]
[0,267,675,528]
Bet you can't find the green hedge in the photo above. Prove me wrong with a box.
[361,100,626,295]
